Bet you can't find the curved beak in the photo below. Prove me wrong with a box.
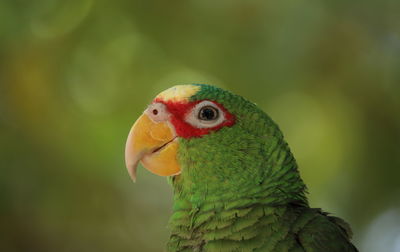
[125,113,180,181]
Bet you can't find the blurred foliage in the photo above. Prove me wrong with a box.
[1,0,400,251]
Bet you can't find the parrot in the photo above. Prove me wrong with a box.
[125,84,358,252]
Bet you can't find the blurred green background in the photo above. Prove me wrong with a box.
[1,0,400,251]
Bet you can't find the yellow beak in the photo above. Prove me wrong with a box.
[124,113,180,181]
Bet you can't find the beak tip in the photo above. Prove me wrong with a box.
[126,161,139,183]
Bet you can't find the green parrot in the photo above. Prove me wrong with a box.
[125,84,358,252]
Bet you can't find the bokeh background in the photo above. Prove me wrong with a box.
[1,0,400,251]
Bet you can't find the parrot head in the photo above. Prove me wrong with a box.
[125,84,306,204]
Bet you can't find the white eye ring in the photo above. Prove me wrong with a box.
[185,101,226,128]
[145,103,170,122]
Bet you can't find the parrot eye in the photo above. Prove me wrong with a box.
[198,106,219,121]
[185,101,226,128]
[146,102,170,122]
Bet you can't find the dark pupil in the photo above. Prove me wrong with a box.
[199,106,218,120]
[152,109,158,115]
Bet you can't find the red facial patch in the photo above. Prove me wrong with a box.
[153,98,235,138]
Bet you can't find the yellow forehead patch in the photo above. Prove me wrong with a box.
[155,85,200,102]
